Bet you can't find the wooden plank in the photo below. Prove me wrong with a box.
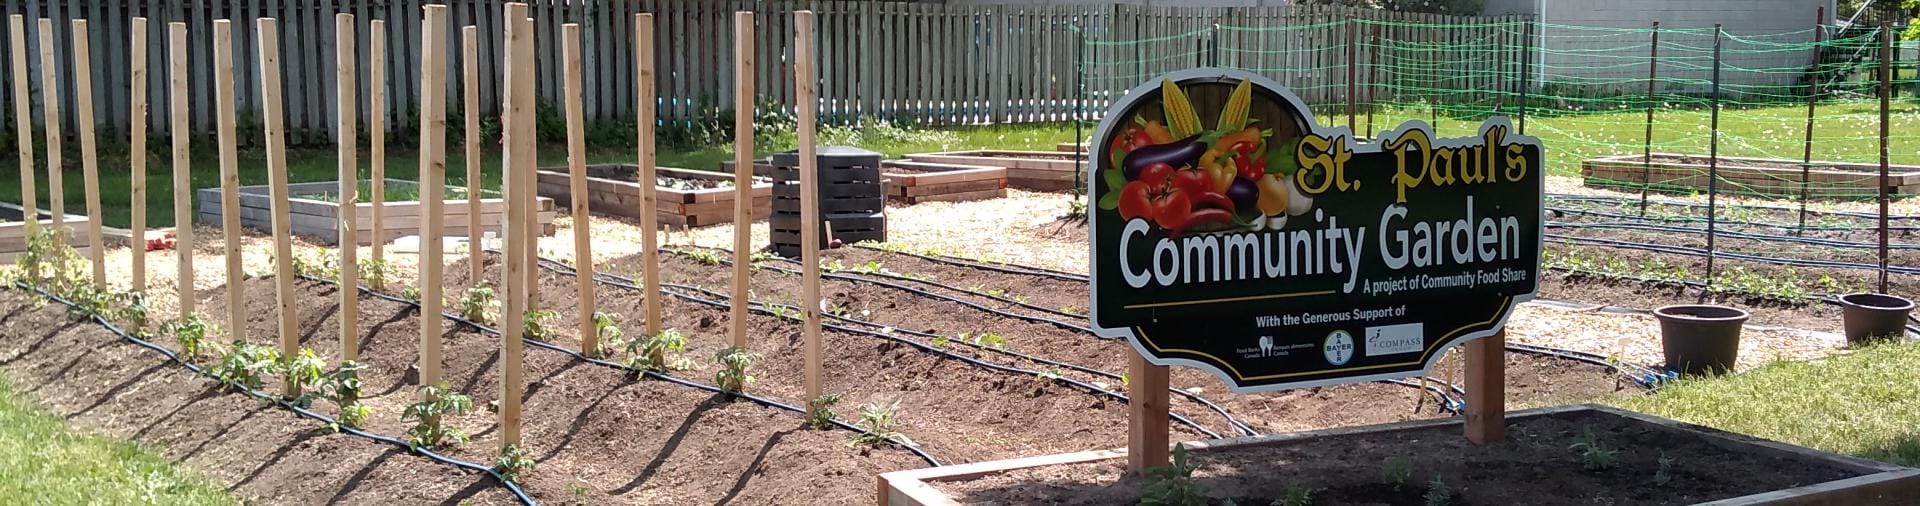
[418,4,449,384]
[500,1,530,450]
[729,10,753,350]
[214,19,245,346]
[130,18,148,297]
[167,19,189,313]
[464,25,482,283]
[335,12,358,362]
[10,16,36,249]
[1465,330,1506,444]
[561,21,598,357]
[636,11,662,337]
[369,20,385,263]
[257,17,301,396]
[38,19,62,237]
[72,19,105,288]
[794,7,822,412]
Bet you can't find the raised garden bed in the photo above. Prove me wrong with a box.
[1582,153,1920,199]
[903,150,1084,192]
[538,164,773,228]
[881,404,1920,505]
[0,202,90,263]
[1055,142,1087,153]
[879,161,1007,204]
[195,179,554,246]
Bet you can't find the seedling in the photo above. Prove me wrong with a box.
[401,286,423,303]
[681,248,725,266]
[403,382,474,449]
[458,282,499,324]
[1654,452,1677,485]
[1382,456,1412,490]
[931,334,950,349]
[278,348,328,404]
[848,401,909,448]
[807,393,842,430]
[1139,443,1205,506]
[358,258,393,290]
[1569,425,1618,471]
[1280,483,1316,506]
[624,328,691,374]
[494,444,537,483]
[161,315,219,361]
[324,361,371,430]
[592,311,624,357]
[211,341,281,392]
[292,251,340,281]
[714,346,759,392]
[523,308,559,340]
[1423,477,1454,506]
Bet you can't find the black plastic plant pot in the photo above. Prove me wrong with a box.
[1653,304,1749,376]
[1837,293,1914,345]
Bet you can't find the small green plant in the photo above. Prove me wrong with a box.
[278,348,328,404]
[403,382,474,449]
[458,282,499,324]
[565,478,590,497]
[401,286,423,303]
[1279,483,1316,506]
[523,308,559,339]
[297,361,371,431]
[625,328,691,374]
[1139,443,1206,506]
[1653,452,1677,485]
[292,251,340,281]
[493,444,537,483]
[931,334,950,348]
[592,311,624,357]
[1422,477,1454,506]
[358,258,393,290]
[849,401,908,448]
[210,341,281,392]
[161,314,219,360]
[681,248,725,266]
[1382,456,1412,490]
[714,346,759,392]
[807,393,842,430]
[1569,425,1618,471]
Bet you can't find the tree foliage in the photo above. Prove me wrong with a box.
[1298,0,1485,16]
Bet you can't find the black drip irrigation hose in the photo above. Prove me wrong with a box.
[1547,193,1920,222]
[10,282,538,506]
[1546,234,1920,275]
[307,274,946,468]
[1548,220,1920,251]
[1547,205,1920,233]
[515,255,1236,440]
[664,245,1463,424]
[850,244,1089,283]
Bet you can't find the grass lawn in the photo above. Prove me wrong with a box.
[0,376,236,503]
[1603,341,1920,467]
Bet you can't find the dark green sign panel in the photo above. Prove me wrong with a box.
[1087,69,1543,392]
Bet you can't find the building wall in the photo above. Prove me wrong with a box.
[1489,0,1835,97]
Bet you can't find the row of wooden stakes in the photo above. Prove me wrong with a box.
[9,5,832,453]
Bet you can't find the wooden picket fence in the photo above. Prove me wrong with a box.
[0,0,1520,147]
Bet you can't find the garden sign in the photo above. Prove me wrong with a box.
[1088,69,1544,392]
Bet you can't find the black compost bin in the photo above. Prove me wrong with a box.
[770,146,887,257]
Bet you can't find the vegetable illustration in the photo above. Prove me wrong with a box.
[1099,77,1312,236]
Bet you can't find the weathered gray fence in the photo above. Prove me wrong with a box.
[0,0,1517,147]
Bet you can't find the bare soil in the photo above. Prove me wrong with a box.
[935,409,1864,505]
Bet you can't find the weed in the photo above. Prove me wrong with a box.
[1279,483,1315,506]
[1422,477,1454,506]
[848,401,909,448]
[277,348,328,404]
[1569,425,1619,471]
[1382,456,1412,489]
[523,308,559,340]
[713,347,759,392]
[493,444,537,483]
[624,328,692,374]
[807,393,842,430]
[1654,452,1677,485]
[210,341,281,392]
[160,315,218,361]
[457,282,498,324]
[292,251,339,281]
[400,286,422,303]
[681,248,725,266]
[357,258,392,290]
[1139,443,1206,506]
[403,382,474,449]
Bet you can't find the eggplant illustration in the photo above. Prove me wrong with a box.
[1122,134,1205,181]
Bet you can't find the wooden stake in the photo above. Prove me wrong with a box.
[258,18,299,397]
[795,10,822,412]
[498,2,531,450]
[37,19,62,238]
[1127,350,1171,472]
[214,19,246,346]
[730,11,755,351]
[560,23,598,357]
[370,20,386,261]
[635,13,662,337]
[169,21,191,317]
[1465,330,1507,444]
[336,13,359,362]
[131,18,148,298]
[71,19,105,290]
[463,26,482,286]
[10,16,38,281]
[419,5,449,384]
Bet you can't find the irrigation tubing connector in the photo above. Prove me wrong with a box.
[12,282,538,506]
[308,274,948,468]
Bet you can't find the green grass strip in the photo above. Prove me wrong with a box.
[0,376,237,504]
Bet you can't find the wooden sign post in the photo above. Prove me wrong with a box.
[9,16,37,279]
[71,19,105,289]
[419,5,450,384]
[37,19,63,237]
[498,1,532,450]
[130,18,149,297]
[729,11,754,351]
[258,18,300,397]
[561,23,598,357]
[369,21,387,264]
[463,26,483,285]
[1465,331,1507,444]
[794,10,824,413]
[213,20,245,345]
[336,13,359,362]
[634,13,662,337]
[170,22,192,317]
[1127,353,1170,471]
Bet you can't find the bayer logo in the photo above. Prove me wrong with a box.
[1323,330,1355,366]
